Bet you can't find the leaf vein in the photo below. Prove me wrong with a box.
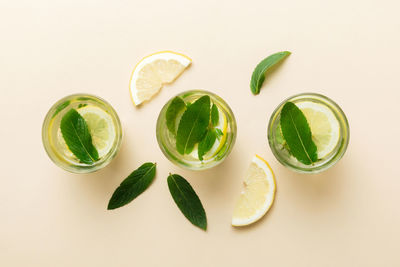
[288,109,312,163]
[68,120,95,163]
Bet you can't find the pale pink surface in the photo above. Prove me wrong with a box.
[1,0,400,266]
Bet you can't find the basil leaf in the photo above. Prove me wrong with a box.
[167,174,207,230]
[211,104,219,126]
[107,162,156,210]
[166,97,186,134]
[198,129,217,161]
[60,109,99,164]
[250,51,291,95]
[176,95,211,154]
[280,102,317,165]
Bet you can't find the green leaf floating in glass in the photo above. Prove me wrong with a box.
[198,129,218,161]
[107,162,156,210]
[176,95,211,154]
[60,108,99,164]
[211,103,219,127]
[166,96,186,134]
[280,102,317,165]
[250,51,291,95]
[167,174,207,230]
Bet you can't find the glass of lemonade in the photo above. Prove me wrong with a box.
[156,90,237,170]
[268,93,349,173]
[42,94,123,173]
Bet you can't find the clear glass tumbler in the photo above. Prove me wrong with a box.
[156,90,237,170]
[42,94,123,173]
[268,93,349,173]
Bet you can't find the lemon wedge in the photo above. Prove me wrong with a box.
[129,51,191,105]
[297,101,340,159]
[232,155,276,226]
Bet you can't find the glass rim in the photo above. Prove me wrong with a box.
[42,93,123,173]
[156,89,237,171]
[267,92,350,173]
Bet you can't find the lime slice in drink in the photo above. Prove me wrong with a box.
[296,101,340,159]
[77,106,116,158]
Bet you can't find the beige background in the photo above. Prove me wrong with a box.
[1,0,400,266]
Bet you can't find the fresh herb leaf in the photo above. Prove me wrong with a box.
[250,51,291,95]
[176,95,211,154]
[167,174,207,230]
[215,128,223,139]
[166,97,186,134]
[211,104,219,127]
[107,162,156,210]
[60,109,99,164]
[77,97,91,101]
[280,102,317,165]
[198,129,217,161]
[78,103,88,108]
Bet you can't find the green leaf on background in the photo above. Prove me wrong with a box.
[250,51,291,95]
[60,109,99,164]
[167,174,207,230]
[280,102,317,165]
[211,104,219,126]
[198,129,218,161]
[176,95,211,154]
[108,162,156,210]
[166,96,186,134]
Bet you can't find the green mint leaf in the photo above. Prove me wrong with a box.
[280,102,317,165]
[215,128,223,139]
[60,109,99,164]
[167,174,207,230]
[166,97,186,134]
[107,162,156,210]
[176,95,211,154]
[198,129,217,161]
[211,104,219,126]
[250,51,291,95]
[78,103,88,108]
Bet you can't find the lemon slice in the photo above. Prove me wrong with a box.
[56,127,74,159]
[77,106,116,158]
[189,107,228,160]
[130,51,192,105]
[296,101,340,159]
[232,155,276,226]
